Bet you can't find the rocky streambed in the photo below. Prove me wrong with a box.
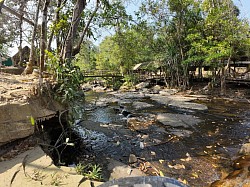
[1,72,249,187]
[73,87,250,187]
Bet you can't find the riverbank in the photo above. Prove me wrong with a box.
[0,72,65,146]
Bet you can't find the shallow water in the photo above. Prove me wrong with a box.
[76,91,250,186]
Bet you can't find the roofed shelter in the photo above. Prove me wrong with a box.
[133,61,165,80]
[11,46,30,66]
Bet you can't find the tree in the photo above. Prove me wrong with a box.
[62,0,86,61]
[0,0,24,51]
[96,36,120,71]
[17,0,29,66]
[23,0,41,74]
[40,0,50,73]
[138,0,204,88]
[201,0,249,94]
[74,41,97,71]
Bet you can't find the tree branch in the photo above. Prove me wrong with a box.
[1,4,34,26]
[73,0,100,56]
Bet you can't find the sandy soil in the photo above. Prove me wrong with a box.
[0,72,38,103]
[0,145,103,187]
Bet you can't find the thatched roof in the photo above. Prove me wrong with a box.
[133,61,163,71]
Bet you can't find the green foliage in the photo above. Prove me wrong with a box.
[74,41,97,71]
[96,27,156,77]
[135,0,250,89]
[99,0,132,28]
[46,51,84,104]
[104,77,123,90]
[50,172,63,186]
[123,74,138,87]
[30,116,35,126]
[96,36,121,72]
[55,61,84,104]
[75,163,103,181]
[75,163,87,175]
[201,0,247,65]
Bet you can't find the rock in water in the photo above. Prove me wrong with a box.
[129,154,138,164]
[239,143,250,155]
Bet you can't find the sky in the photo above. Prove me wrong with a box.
[7,0,250,56]
[233,0,250,20]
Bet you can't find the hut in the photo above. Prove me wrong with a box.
[11,46,30,66]
[133,61,164,79]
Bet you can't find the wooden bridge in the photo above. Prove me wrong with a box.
[226,61,250,85]
[226,71,250,85]
[83,70,123,78]
[82,61,250,85]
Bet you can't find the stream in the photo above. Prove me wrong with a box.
[72,90,250,187]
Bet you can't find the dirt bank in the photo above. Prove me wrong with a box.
[0,72,64,146]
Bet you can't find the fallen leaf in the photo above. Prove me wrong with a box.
[180,153,192,162]
[191,173,199,178]
[178,178,188,185]
[212,164,218,168]
[168,164,185,169]
[151,151,156,156]
[159,159,165,164]
[159,170,164,177]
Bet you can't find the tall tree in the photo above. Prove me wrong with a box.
[18,0,26,66]
[73,0,100,56]
[47,0,64,52]
[23,0,41,74]
[40,0,50,73]
[62,0,86,61]
[202,0,249,93]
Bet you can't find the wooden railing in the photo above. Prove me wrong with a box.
[83,70,123,77]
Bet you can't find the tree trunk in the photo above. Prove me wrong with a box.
[220,66,226,95]
[18,2,24,67]
[62,0,86,61]
[40,0,50,74]
[22,0,41,75]
[47,0,63,52]
[221,57,231,95]
[72,0,99,56]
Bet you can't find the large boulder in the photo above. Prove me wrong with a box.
[151,95,208,111]
[132,101,154,110]
[0,97,64,146]
[156,113,201,128]
[0,73,65,146]
[112,92,149,100]
[135,82,150,90]
[159,89,178,96]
